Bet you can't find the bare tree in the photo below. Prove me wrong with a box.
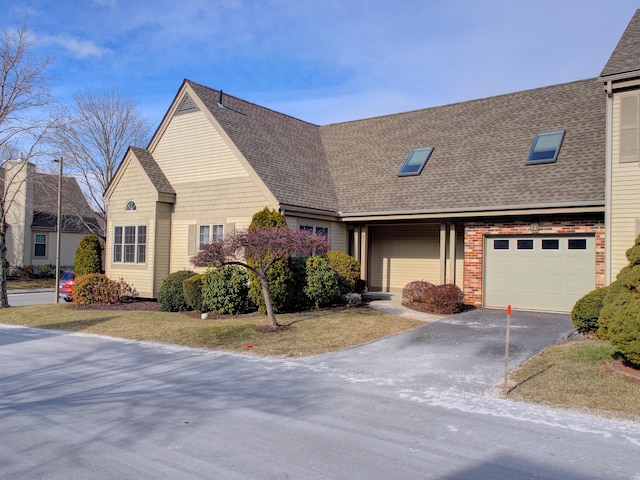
[192,227,329,328]
[0,13,58,307]
[51,86,151,221]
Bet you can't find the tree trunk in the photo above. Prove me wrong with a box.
[258,271,279,328]
[0,218,10,308]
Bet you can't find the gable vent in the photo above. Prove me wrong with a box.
[176,94,199,115]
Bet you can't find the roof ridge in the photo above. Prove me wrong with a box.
[185,79,320,127]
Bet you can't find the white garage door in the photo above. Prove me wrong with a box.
[484,236,595,312]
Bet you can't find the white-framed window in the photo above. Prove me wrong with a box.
[113,225,146,263]
[125,200,137,211]
[34,234,47,257]
[199,224,224,249]
[300,225,329,240]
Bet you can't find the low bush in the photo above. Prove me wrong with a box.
[324,252,364,295]
[571,286,609,334]
[36,264,55,278]
[421,284,464,314]
[158,270,196,312]
[202,266,253,315]
[72,274,133,305]
[402,280,435,303]
[183,274,204,312]
[305,256,340,308]
[343,292,362,307]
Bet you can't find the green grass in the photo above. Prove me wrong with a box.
[0,304,423,357]
[507,338,640,419]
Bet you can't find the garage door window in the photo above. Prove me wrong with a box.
[493,239,509,250]
[568,239,587,250]
[517,239,534,250]
[541,239,559,250]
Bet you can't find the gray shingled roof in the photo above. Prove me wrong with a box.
[187,80,339,213]
[129,147,175,195]
[321,79,605,215]
[601,9,640,78]
[183,78,604,217]
[32,172,102,233]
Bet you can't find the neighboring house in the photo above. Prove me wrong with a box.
[105,10,640,313]
[3,160,102,275]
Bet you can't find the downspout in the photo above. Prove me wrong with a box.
[604,80,613,285]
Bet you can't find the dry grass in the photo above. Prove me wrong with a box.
[0,304,423,357]
[7,278,56,289]
[507,338,640,419]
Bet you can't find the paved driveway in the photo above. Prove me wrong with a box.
[300,307,575,395]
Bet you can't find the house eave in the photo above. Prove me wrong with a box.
[339,201,605,222]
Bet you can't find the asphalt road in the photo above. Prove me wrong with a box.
[7,290,58,306]
[1,313,639,479]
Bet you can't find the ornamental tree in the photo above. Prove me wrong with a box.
[192,226,329,328]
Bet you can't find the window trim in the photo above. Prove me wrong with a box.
[526,129,565,165]
[398,146,434,176]
[125,200,137,211]
[34,233,47,258]
[198,224,224,250]
[112,225,147,264]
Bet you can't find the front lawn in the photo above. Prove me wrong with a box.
[507,338,640,419]
[0,303,423,357]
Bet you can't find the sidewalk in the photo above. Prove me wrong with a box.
[364,293,443,322]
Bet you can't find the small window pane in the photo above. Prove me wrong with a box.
[398,147,434,176]
[517,239,534,250]
[199,225,210,249]
[34,234,46,257]
[212,225,223,242]
[315,227,329,239]
[541,239,559,250]
[493,239,509,250]
[527,130,565,164]
[300,225,314,232]
[568,238,587,250]
[125,201,137,211]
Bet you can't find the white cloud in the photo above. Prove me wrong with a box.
[43,34,112,59]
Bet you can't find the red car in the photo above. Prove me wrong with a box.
[59,270,75,302]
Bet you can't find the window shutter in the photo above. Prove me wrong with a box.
[620,94,639,162]
[188,224,196,256]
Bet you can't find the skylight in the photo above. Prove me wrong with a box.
[398,147,434,176]
[526,130,565,164]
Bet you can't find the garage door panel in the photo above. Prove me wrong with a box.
[485,236,595,312]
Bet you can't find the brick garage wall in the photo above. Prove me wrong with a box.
[463,218,605,307]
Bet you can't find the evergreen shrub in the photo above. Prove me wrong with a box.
[571,286,609,334]
[183,274,204,312]
[74,234,103,276]
[305,256,340,308]
[202,266,253,315]
[324,251,364,295]
[158,270,196,312]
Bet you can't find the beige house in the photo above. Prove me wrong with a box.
[3,160,102,274]
[105,10,640,313]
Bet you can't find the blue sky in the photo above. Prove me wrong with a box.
[6,0,640,127]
